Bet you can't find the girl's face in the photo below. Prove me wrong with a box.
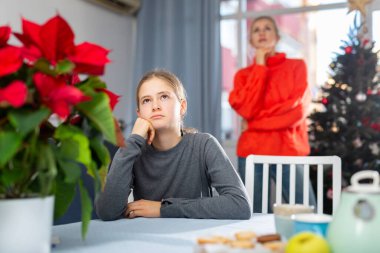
[137,77,186,132]
[249,18,279,49]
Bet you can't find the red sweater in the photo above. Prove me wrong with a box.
[229,53,310,157]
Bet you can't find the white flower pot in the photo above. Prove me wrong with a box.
[0,196,54,253]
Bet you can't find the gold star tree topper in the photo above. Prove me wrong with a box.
[347,0,373,17]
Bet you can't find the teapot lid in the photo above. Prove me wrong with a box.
[346,170,380,194]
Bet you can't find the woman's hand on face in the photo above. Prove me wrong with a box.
[131,117,155,145]
[125,199,161,219]
[255,47,275,65]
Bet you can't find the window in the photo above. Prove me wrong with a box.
[220,0,378,141]
[373,11,380,52]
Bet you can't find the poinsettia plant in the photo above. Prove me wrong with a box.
[0,15,122,238]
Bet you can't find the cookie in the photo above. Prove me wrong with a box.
[234,231,257,241]
[229,240,255,249]
[197,235,231,245]
[263,241,286,252]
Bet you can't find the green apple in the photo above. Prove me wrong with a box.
[285,232,330,253]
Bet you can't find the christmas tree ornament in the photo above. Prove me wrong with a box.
[326,188,333,200]
[331,123,339,133]
[347,0,373,17]
[370,122,380,131]
[316,125,324,132]
[355,91,367,101]
[353,158,363,167]
[345,46,353,54]
[369,143,379,156]
[352,137,363,148]
[338,117,347,124]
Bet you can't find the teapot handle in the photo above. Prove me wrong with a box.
[351,170,380,188]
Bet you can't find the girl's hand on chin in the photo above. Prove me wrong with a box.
[131,117,155,145]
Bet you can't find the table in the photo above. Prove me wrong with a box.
[52,214,275,253]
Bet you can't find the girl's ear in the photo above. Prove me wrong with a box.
[180,99,187,117]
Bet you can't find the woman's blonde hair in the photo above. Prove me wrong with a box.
[136,69,196,134]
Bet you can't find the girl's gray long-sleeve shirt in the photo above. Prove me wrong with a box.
[95,132,252,220]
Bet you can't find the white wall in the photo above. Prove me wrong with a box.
[0,0,136,122]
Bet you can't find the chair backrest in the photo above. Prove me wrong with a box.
[245,155,341,214]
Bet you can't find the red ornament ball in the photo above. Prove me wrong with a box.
[345,46,353,54]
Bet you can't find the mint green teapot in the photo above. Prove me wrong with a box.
[327,170,380,253]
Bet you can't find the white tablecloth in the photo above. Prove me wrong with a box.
[52,214,275,253]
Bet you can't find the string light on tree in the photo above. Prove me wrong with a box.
[331,122,339,133]
[355,91,367,101]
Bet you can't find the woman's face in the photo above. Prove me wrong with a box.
[137,77,186,132]
[249,18,279,49]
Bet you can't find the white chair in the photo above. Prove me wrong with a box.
[245,155,341,214]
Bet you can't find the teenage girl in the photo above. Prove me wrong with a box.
[96,69,251,220]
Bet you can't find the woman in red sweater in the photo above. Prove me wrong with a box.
[229,16,315,212]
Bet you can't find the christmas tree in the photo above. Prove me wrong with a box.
[308,16,380,212]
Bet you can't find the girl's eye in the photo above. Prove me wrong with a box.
[142,98,151,104]
[161,94,169,100]
[265,26,272,31]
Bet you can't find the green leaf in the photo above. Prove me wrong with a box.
[76,92,116,144]
[87,160,101,193]
[90,137,110,167]
[90,138,110,191]
[34,59,57,76]
[57,160,82,184]
[54,177,76,219]
[0,131,22,167]
[8,108,50,136]
[56,59,75,74]
[55,125,92,169]
[0,167,25,189]
[98,165,108,191]
[80,77,107,90]
[36,143,57,196]
[78,180,92,240]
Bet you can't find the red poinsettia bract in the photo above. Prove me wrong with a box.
[15,15,110,75]
[0,46,23,77]
[0,80,28,108]
[33,72,90,119]
[0,26,11,47]
[97,88,120,111]
[0,25,23,77]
